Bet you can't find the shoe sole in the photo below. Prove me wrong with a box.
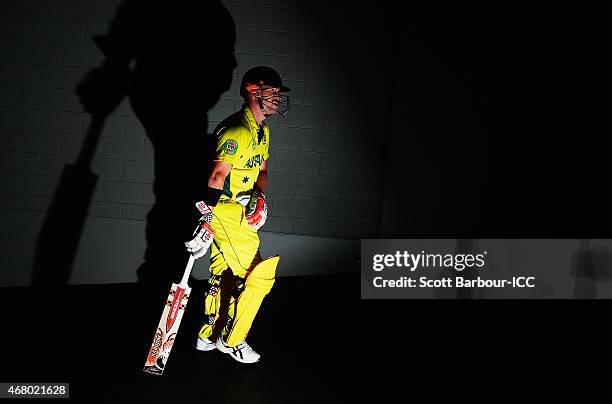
[221,351,260,364]
[196,339,217,352]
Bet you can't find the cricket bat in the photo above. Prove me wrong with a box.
[143,202,214,375]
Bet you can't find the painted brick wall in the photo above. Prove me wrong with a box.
[0,0,150,223]
[211,0,382,239]
[0,0,378,285]
[0,0,381,240]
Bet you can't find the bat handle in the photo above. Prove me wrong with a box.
[178,254,195,288]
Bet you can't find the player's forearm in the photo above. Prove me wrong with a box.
[255,171,267,192]
[204,161,231,207]
[207,171,226,190]
[208,161,231,189]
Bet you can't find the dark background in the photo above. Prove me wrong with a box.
[373,2,612,392]
[1,1,610,400]
[378,2,612,238]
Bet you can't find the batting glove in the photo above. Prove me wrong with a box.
[246,189,268,231]
[185,209,216,259]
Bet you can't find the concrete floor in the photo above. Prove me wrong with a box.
[1,273,607,403]
[2,274,358,403]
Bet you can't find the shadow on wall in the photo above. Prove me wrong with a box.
[31,0,237,291]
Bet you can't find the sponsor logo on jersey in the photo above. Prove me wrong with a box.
[223,139,238,155]
[244,154,264,168]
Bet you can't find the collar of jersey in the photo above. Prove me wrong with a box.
[241,104,266,136]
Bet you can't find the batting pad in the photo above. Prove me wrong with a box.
[225,255,279,346]
[199,272,235,340]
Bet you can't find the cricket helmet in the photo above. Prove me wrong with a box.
[240,66,290,117]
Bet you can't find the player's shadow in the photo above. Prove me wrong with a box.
[124,1,237,287]
[31,0,236,298]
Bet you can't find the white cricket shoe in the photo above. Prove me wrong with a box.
[215,337,260,363]
[196,337,217,351]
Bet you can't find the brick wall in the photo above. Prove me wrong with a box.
[0,0,376,285]
[211,0,382,239]
[0,0,381,240]
[0,0,150,223]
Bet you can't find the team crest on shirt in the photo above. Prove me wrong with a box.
[223,139,238,155]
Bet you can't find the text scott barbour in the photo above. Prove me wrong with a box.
[371,251,536,289]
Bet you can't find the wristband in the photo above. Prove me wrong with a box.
[203,187,223,207]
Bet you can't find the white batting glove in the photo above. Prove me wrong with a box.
[185,219,215,259]
[186,202,215,259]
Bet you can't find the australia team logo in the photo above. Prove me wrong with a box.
[223,139,238,155]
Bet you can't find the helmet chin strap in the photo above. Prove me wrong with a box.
[258,97,273,118]
[258,94,276,118]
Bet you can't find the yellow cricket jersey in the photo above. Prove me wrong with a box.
[213,104,270,202]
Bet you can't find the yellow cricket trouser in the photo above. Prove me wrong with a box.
[198,200,263,342]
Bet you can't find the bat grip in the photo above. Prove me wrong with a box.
[178,254,195,288]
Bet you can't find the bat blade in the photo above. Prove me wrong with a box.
[143,283,191,375]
